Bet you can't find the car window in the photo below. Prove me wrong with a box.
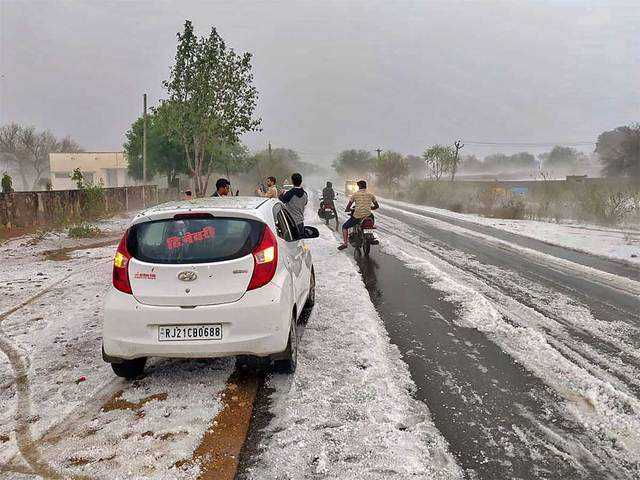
[281,209,300,241]
[276,211,295,242]
[128,217,263,264]
[272,205,288,240]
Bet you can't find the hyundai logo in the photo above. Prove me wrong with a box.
[178,270,198,282]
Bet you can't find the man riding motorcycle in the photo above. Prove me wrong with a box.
[320,181,339,230]
[338,180,379,250]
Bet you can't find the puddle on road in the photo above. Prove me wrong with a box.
[42,237,120,261]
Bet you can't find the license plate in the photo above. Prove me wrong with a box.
[158,324,222,342]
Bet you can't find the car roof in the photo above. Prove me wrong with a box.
[132,196,278,225]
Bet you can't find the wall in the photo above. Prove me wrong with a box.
[0,185,176,228]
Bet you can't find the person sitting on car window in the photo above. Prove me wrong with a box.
[338,180,379,250]
[279,173,308,236]
[212,178,231,197]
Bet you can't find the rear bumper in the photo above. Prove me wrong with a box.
[102,285,290,361]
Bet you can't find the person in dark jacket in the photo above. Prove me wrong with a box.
[212,178,231,197]
[279,173,308,236]
[321,181,339,230]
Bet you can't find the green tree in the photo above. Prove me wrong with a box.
[423,145,455,180]
[373,151,408,191]
[332,149,373,177]
[160,20,261,196]
[71,167,84,189]
[124,112,187,188]
[252,148,302,184]
[209,141,255,183]
[539,145,583,168]
[596,124,640,178]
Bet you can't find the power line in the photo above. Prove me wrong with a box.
[464,140,595,147]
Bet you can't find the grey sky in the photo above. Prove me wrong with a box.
[1,0,638,163]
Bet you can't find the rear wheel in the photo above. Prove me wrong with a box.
[111,357,147,379]
[300,269,315,324]
[273,316,298,374]
[363,238,371,256]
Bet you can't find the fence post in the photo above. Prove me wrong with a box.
[125,187,129,211]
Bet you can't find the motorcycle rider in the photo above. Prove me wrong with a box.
[321,181,339,230]
[338,180,379,250]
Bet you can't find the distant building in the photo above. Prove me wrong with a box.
[566,175,588,183]
[49,152,129,190]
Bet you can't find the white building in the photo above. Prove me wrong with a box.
[49,152,129,190]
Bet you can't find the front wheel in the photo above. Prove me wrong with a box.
[111,357,147,379]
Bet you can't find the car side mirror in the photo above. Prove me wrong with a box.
[301,226,319,239]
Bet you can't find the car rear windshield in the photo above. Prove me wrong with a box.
[128,217,263,264]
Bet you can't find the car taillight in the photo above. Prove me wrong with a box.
[112,230,132,294]
[247,225,278,291]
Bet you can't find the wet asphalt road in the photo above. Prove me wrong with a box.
[346,202,640,479]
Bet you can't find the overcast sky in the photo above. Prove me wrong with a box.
[1,0,638,163]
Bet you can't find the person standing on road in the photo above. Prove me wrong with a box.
[256,176,279,198]
[338,180,379,250]
[212,178,231,197]
[321,181,339,231]
[279,172,308,236]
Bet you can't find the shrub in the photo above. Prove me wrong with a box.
[1,173,13,193]
[493,198,526,220]
[68,223,101,238]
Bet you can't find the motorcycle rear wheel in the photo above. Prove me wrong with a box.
[363,239,371,256]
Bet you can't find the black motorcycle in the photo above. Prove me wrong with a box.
[318,199,337,227]
[348,215,378,256]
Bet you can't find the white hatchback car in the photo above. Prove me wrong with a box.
[102,197,318,378]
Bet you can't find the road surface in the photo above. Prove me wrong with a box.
[338,199,640,480]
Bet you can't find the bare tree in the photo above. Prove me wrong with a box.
[0,123,83,190]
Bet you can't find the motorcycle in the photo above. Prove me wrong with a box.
[348,214,378,256]
[317,199,337,227]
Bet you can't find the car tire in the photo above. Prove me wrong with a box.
[111,357,147,379]
[299,269,315,325]
[304,269,315,309]
[273,316,298,374]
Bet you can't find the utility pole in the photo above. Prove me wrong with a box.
[375,148,383,160]
[451,139,464,182]
[142,93,148,206]
[268,141,272,162]
[143,94,148,185]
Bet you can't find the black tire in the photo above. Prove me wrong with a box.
[111,357,147,379]
[363,239,371,256]
[273,316,298,374]
[300,269,315,324]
